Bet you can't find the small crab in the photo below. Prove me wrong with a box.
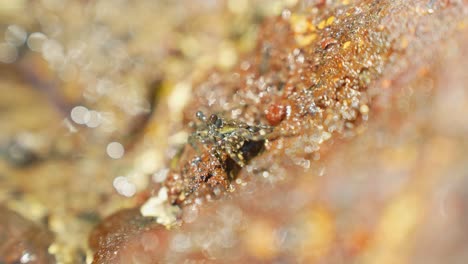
[188,111,274,167]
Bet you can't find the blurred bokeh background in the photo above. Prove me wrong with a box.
[0,0,298,262]
[1,0,467,263]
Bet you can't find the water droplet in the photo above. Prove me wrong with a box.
[27,32,48,52]
[5,25,27,46]
[42,39,64,67]
[112,176,136,197]
[106,142,125,159]
[85,110,102,128]
[70,106,90,125]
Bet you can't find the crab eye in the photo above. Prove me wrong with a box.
[196,111,206,121]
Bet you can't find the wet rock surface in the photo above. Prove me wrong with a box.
[1,0,467,263]
[1,1,281,262]
[90,0,468,263]
[163,0,392,209]
[0,206,55,264]
[89,208,170,264]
